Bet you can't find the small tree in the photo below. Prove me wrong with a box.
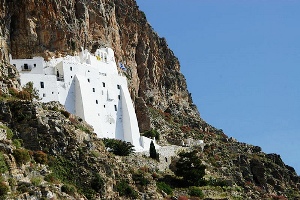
[149,141,157,159]
[91,173,104,194]
[33,151,48,164]
[13,149,31,165]
[22,82,40,101]
[175,150,206,186]
[103,138,134,156]
[143,129,160,140]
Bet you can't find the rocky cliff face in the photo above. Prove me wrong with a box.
[0,101,162,199]
[0,0,300,199]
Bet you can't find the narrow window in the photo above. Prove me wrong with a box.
[56,71,59,77]
[40,82,44,88]
[118,95,120,100]
[70,67,72,71]
[88,78,90,82]
[71,76,73,78]
[92,88,95,92]
[102,82,105,87]
[43,93,46,97]
[13,64,16,67]
[117,85,120,89]
[114,105,117,111]
[104,105,106,108]
[104,53,107,62]
[52,92,54,94]
[34,64,36,67]
[96,100,98,104]
[24,64,28,70]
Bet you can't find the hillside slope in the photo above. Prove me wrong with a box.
[0,0,299,199]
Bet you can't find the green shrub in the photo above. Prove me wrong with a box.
[157,181,173,195]
[61,184,76,195]
[8,178,16,187]
[115,180,138,198]
[48,156,74,183]
[76,124,91,134]
[208,177,228,187]
[0,124,13,140]
[6,130,13,140]
[48,156,90,198]
[44,173,60,184]
[31,176,42,186]
[51,106,59,112]
[90,150,100,158]
[17,182,30,193]
[143,129,160,140]
[103,138,134,156]
[189,186,204,198]
[8,87,18,97]
[0,182,8,197]
[13,149,31,165]
[0,152,8,173]
[91,173,104,193]
[33,151,48,164]
[132,172,150,187]
[28,190,35,196]
[215,179,228,187]
[81,188,96,200]
[48,155,103,199]
[13,139,23,148]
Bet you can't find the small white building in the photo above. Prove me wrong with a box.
[10,47,156,151]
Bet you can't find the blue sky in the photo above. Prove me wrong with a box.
[136,0,300,174]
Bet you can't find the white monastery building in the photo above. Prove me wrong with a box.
[10,47,156,152]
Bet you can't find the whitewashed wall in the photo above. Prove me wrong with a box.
[10,48,158,152]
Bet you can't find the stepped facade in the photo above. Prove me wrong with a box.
[10,47,155,151]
